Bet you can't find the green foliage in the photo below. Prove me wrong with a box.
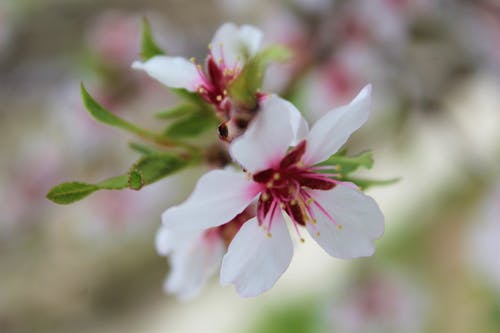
[140,17,165,61]
[128,169,144,190]
[163,111,218,138]
[46,182,101,205]
[81,83,148,136]
[344,176,400,190]
[320,151,374,176]
[155,104,202,119]
[229,45,292,109]
[319,150,399,189]
[47,153,188,205]
[128,142,158,155]
[131,153,188,185]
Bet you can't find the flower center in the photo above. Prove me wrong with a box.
[192,44,241,116]
[252,141,338,239]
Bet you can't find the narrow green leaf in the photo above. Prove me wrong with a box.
[344,177,401,190]
[163,112,218,138]
[155,104,201,119]
[128,142,158,155]
[46,182,99,204]
[47,154,190,205]
[80,83,147,135]
[97,175,129,189]
[133,153,188,184]
[140,17,165,61]
[128,169,144,190]
[320,151,374,175]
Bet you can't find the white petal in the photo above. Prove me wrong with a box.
[155,225,201,256]
[220,214,293,297]
[283,98,309,145]
[303,84,372,165]
[132,56,200,91]
[162,169,258,231]
[238,25,263,57]
[211,23,263,69]
[165,233,225,300]
[230,95,296,172]
[306,184,384,259]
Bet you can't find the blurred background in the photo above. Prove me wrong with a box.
[1,0,500,332]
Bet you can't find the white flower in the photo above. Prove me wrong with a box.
[132,23,262,114]
[162,85,384,297]
[156,226,225,300]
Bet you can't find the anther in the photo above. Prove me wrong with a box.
[273,173,281,180]
[216,95,222,102]
[337,224,343,230]
[266,232,272,238]
[290,199,297,206]
[306,198,314,205]
[316,231,321,236]
[266,182,273,188]
[300,238,305,243]
[262,193,270,201]
[208,43,213,50]
[223,89,228,95]
[190,57,196,63]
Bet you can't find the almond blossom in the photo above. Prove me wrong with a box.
[160,85,384,297]
[132,23,262,116]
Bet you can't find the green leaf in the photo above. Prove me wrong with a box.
[80,83,149,136]
[228,45,292,110]
[97,175,129,189]
[140,17,165,61]
[47,154,189,205]
[133,153,188,184]
[344,177,401,190]
[128,169,144,190]
[163,111,218,138]
[155,104,201,119]
[46,182,99,204]
[128,142,158,155]
[171,88,208,107]
[320,151,374,175]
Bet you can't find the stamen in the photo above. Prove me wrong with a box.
[273,173,281,180]
[216,95,222,102]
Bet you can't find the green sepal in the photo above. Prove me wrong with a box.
[163,111,219,138]
[319,151,374,176]
[228,45,292,110]
[140,17,165,61]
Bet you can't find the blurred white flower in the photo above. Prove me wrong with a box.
[328,270,429,333]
